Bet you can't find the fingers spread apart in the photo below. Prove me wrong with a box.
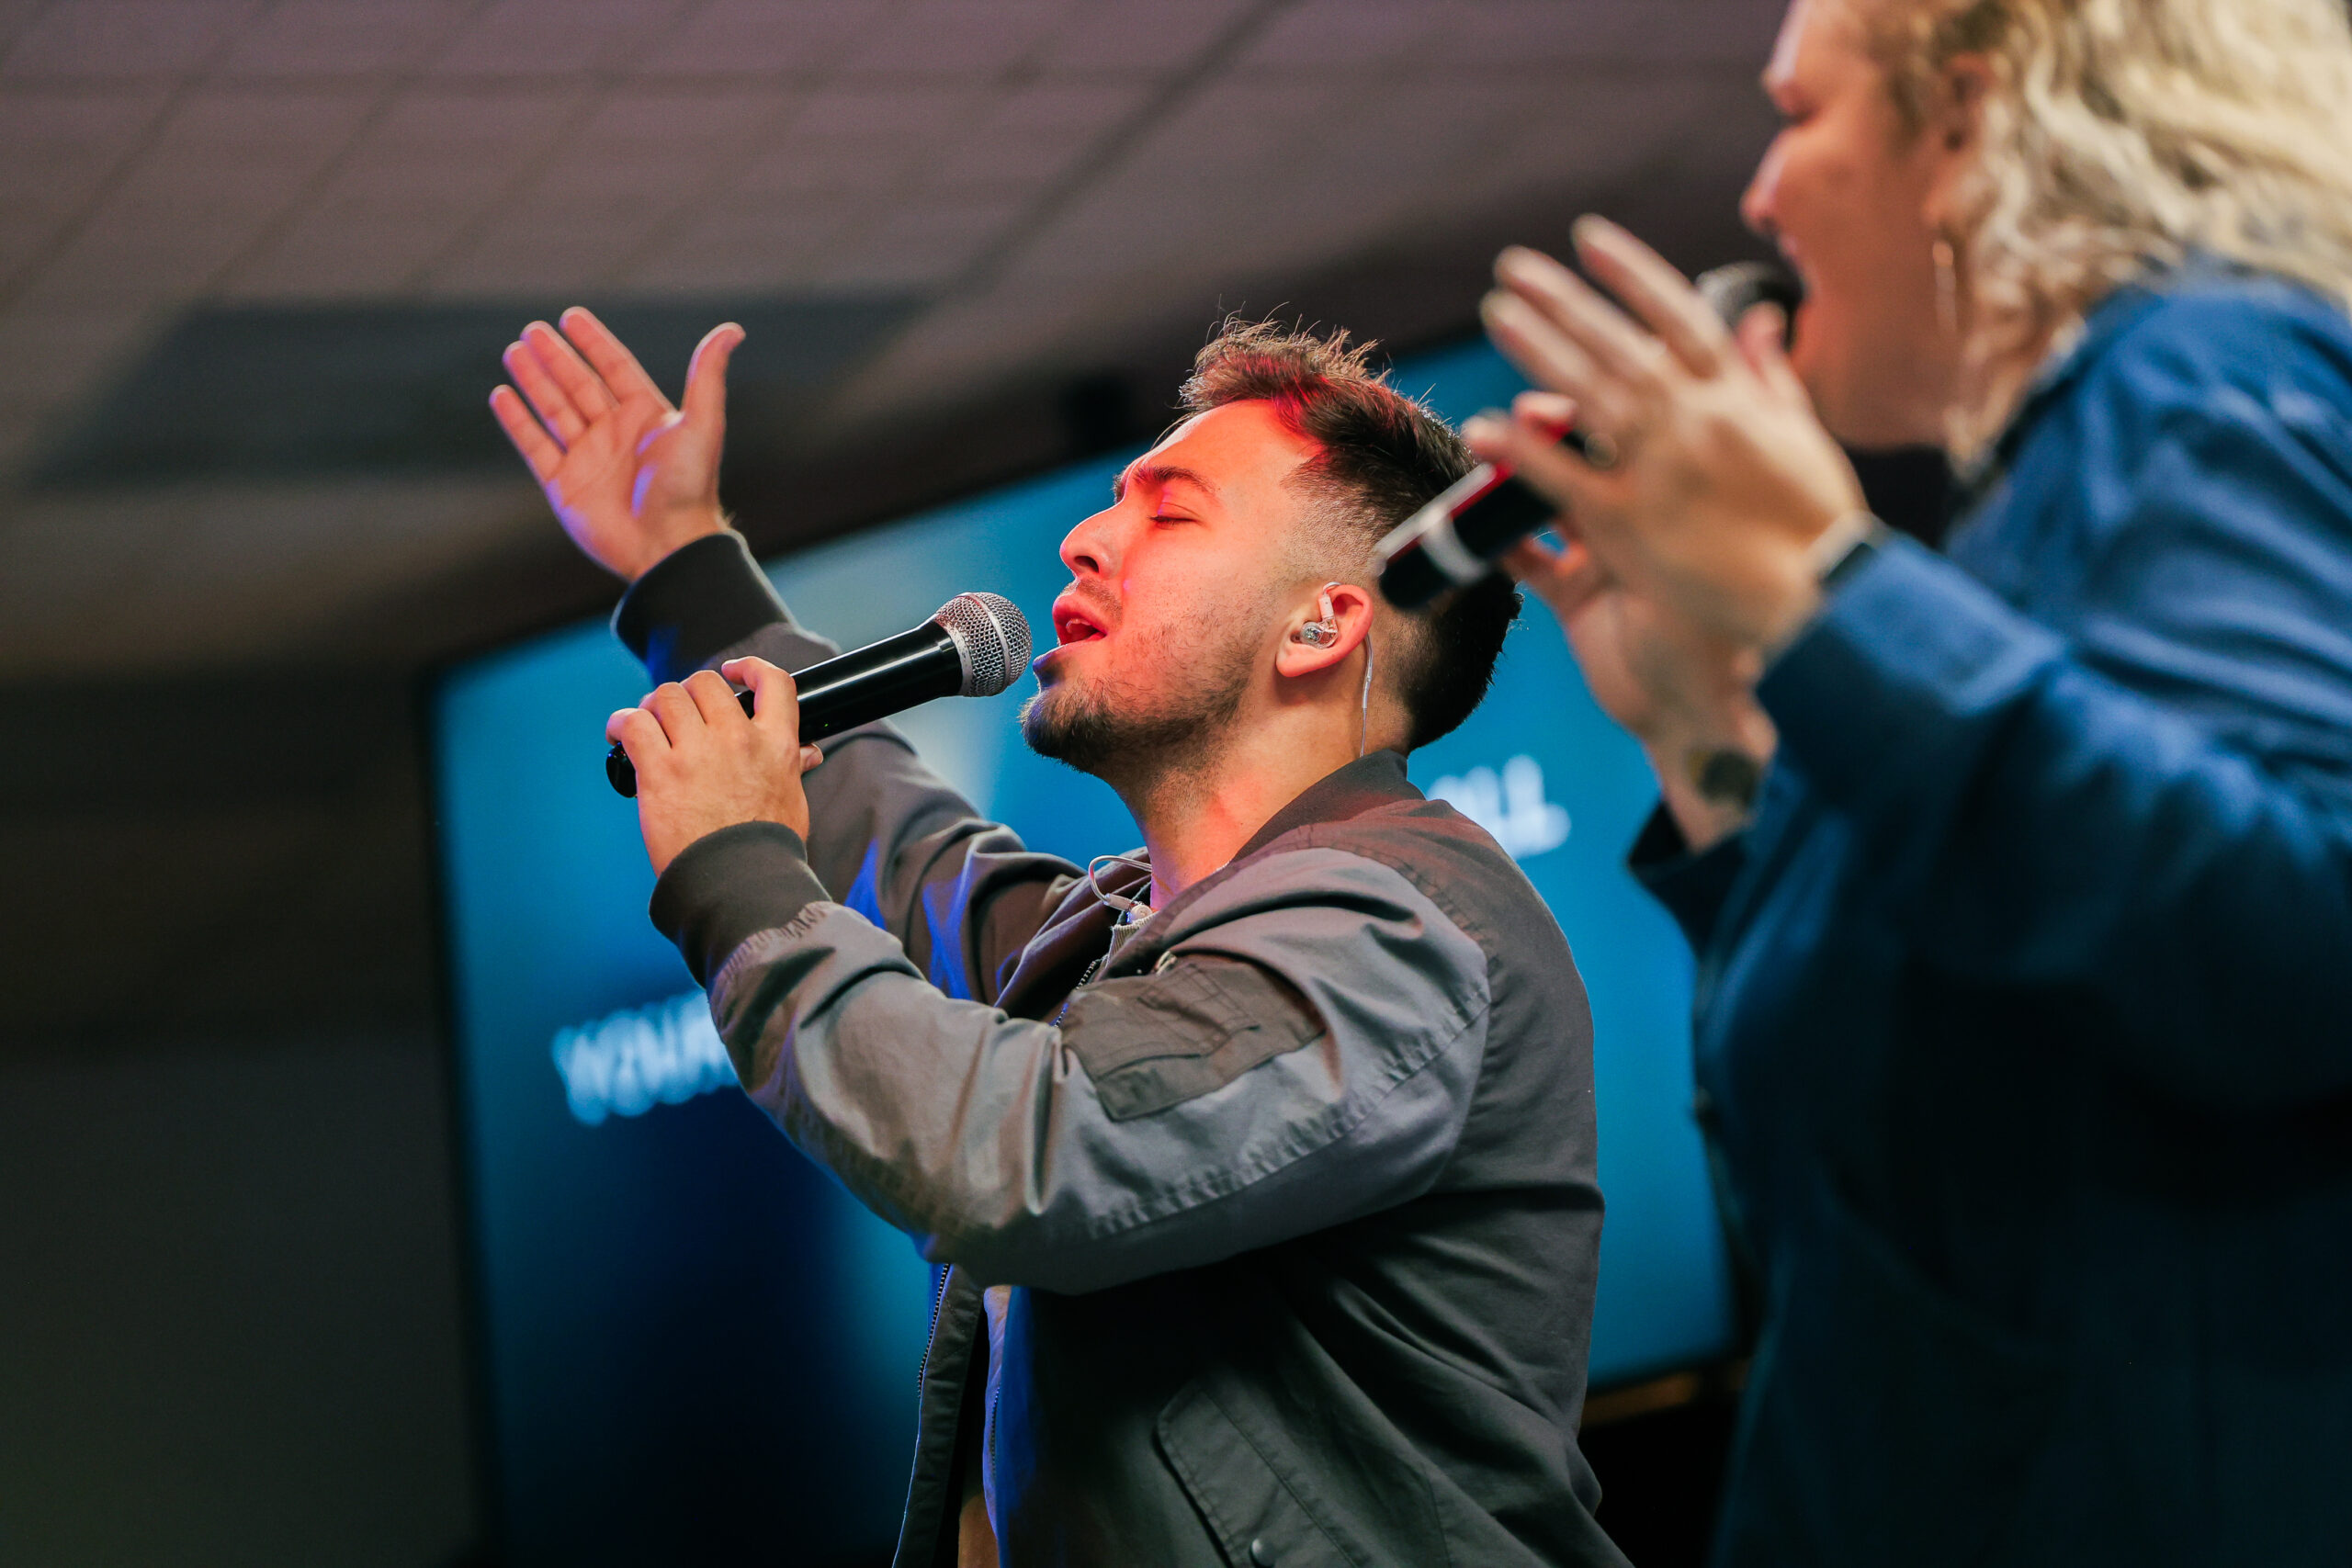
[522,320,619,425]
[489,385,563,480]
[502,333,587,446]
[1569,215,1733,379]
[1494,244,1669,394]
[1482,290,1632,436]
[560,307,671,409]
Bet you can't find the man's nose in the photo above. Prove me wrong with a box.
[1058,505,1118,581]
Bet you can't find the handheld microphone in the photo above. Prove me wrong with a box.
[605,591,1033,797]
[1375,260,1804,610]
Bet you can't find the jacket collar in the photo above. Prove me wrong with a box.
[1107,750,1423,912]
[996,751,1419,1012]
[1107,749,1424,881]
[1233,749,1421,860]
[1953,259,2233,511]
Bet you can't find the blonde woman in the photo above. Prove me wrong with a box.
[1471,1,2352,1563]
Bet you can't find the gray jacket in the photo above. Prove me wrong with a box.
[622,534,1628,1567]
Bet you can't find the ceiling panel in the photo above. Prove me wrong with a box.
[835,0,1078,78]
[17,87,377,307]
[216,0,474,79]
[0,87,165,205]
[220,88,591,298]
[947,82,1146,186]
[1241,0,1446,69]
[808,192,1028,288]
[636,0,897,76]
[32,295,920,483]
[626,199,865,292]
[428,0,693,79]
[1439,0,1784,65]
[1032,0,1266,76]
[0,0,256,80]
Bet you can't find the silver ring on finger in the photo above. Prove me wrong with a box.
[1570,428,1624,470]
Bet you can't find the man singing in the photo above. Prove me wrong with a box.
[492,311,1628,1567]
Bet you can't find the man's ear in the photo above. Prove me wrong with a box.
[1273,581,1376,680]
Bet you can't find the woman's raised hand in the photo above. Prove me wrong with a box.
[490,309,741,582]
[1482,392,1779,849]
[1476,217,1865,655]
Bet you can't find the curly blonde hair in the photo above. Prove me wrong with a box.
[1853,0,2352,453]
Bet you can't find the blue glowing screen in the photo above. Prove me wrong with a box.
[433,340,1734,1565]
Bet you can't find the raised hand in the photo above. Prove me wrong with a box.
[490,308,742,581]
[1474,392,1778,850]
[1477,217,1865,655]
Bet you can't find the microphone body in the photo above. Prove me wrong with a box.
[788,620,967,739]
[1376,260,1804,609]
[606,592,1031,797]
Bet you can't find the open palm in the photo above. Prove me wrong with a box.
[490,308,742,581]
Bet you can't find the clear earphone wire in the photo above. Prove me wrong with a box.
[1083,852,1154,917]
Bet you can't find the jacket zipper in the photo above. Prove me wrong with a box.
[1053,954,1107,1025]
[915,1266,953,1400]
[987,1345,1001,1486]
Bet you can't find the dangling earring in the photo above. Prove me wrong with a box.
[1932,233,1960,338]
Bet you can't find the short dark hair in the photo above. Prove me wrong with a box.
[1180,318,1520,751]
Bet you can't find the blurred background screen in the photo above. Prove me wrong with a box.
[433,336,1736,1566]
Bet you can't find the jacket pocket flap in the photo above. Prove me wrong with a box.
[1065,960,1326,1122]
[1154,1382,1363,1568]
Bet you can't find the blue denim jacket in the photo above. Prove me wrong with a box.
[1640,269,2352,1567]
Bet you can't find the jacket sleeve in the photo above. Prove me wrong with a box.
[613,532,1074,1005]
[649,826,1493,1293]
[1757,383,2352,1111]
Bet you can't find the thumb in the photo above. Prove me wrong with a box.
[1505,536,1609,619]
[1737,304,1807,405]
[682,322,743,431]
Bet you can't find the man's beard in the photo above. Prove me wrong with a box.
[1020,623,1255,790]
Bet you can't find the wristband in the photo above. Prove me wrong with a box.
[1808,511,1891,592]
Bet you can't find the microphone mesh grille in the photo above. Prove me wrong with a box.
[933,592,1033,697]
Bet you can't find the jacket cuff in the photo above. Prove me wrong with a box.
[649,820,831,988]
[1757,533,2059,822]
[1627,804,1747,953]
[612,532,792,685]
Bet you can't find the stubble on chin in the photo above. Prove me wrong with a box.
[1020,609,1258,788]
[1020,674,1239,787]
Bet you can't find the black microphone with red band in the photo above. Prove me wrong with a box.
[1374,260,1804,611]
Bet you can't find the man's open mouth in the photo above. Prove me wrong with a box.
[1053,604,1110,646]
